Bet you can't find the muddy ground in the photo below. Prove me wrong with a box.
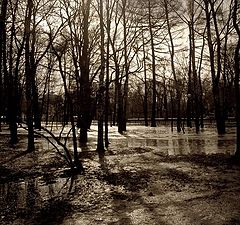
[0,125,240,225]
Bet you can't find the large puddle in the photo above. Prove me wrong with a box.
[124,126,236,156]
[0,124,238,224]
[79,125,236,156]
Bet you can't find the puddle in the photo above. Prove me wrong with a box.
[123,126,236,156]
[0,124,239,225]
[0,174,73,224]
[63,125,236,156]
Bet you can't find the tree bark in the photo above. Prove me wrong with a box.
[25,0,35,152]
[232,0,240,159]
[142,32,148,126]
[0,0,8,133]
[105,0,110,147]
[204,0,225,134]
[148,0,156,127]
[78,0,92,144]
[97,0,105,153]
[164,0,181,132]
[122,0,129,132]
[53,48,84,172]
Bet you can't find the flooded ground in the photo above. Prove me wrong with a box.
[0,124,239,225]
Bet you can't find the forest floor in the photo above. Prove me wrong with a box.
[0,124,240,225]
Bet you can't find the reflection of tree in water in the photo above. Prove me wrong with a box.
[0,170,76,224]
[27,175,75,224]
[188,138,205,154]
[4,182,20,215]
[176,138,186,155]
[26,178,40,214]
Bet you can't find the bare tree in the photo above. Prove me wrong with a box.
[203,0,226,134]
[164,0,182,132]
[0,0,8,133]
[232,0,240,159]
[51,39,84,173]
[105,0,111,147]
[96,0,105,153]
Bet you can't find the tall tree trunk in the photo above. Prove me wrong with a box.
[187,23,192,128]
[53,48,84,172]
[0,0,7,132]
[97,0,105,153]
[189,5,200,133]
[8,10,19,144]
[142,32,148,126]
[32,65,41,130]
[122,0,128,132]
[233,0,240,159]
[148,0,156,127]
[198,27,206,129]
[113,82,117,126]
[105,0,110,147]
[30,17,41,130]
[40,55,52,125]
[117,78,124,133]
[163,80,168,120]
[204,0,225,134]
[164,0,181,132]
[79,0,91,144]
[25,0,35,152]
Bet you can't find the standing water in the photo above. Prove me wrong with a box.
[0,124,238,225]
[123,125,236,156]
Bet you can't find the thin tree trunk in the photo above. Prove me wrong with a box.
[25,0,35,152]
[198,29,206,129]
[97,0,105,153]
[105,0,110,147]
[142,33,148,126]
[164,0,181,132]
[0,0,8,133]
[148,0,156,127]
[79,0,91,144]
[8,15,18,144]
[54,49,84,172]
[232,0,240,159]
[204,0,225,134]
[187,22,192,128]
[189,13,200,133]
[122,0,128,132]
